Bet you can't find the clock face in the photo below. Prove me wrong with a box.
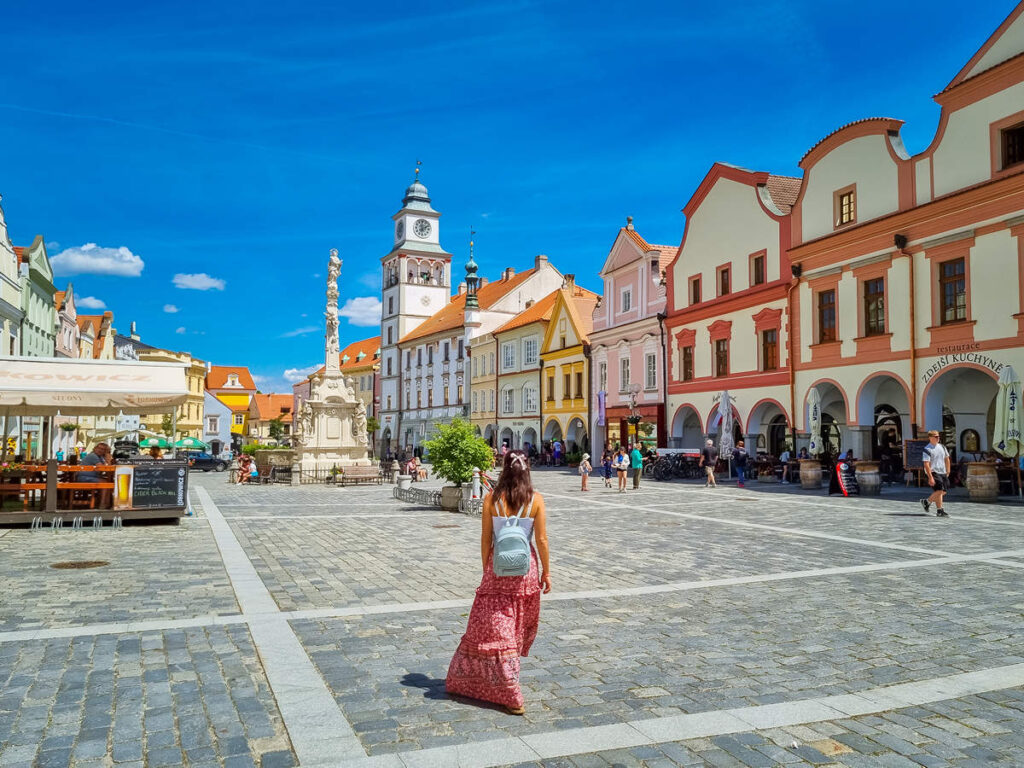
[395,220,405,240]
[413,218,432,238]
[420,295,431,307]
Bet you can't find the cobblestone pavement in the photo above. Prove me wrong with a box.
[1,469,1023,767]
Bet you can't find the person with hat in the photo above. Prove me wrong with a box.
[921,430,951,517]
[578,452,592,491]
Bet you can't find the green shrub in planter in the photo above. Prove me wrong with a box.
[422,418,494,486]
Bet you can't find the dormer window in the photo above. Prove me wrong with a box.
[1002,122,1024,169]
[227,373,239,387]
[834,185,856,228]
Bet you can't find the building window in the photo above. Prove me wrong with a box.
[761,330,778,371]
[417,391,421,408]
[619,358,630,391]
[1002,122,1024,169]
[751,253,765,286]
[502,388,514,414]
[563,372,571,401]
[234,414,244,425]
[388,296,393,315]
[428,389,433,406]
[443,342,449,361]
[546,372,555,401]
[714,339,729,377]
[386,395,392,409]
[559,335,566,348]
[457,384,463,403]
[835,186,856,228]
[386,327,393,345]
[206,416,219,433]
[386,358,392,376]
[574,371,583,399]
[489,390,495,411]
[690,276,701,305]
[523,337,538,366]
[472,391,478,412]
[443,385,449,405]
[417,349,422,366]
[682,346,694,381]
[645,353,657,389]
[427,346,433,364]
[864,278,885,336]
[718,267,730,296]
[457,339,464,358]
[598,362,607,392]
[818,290,837,342]
[472,357,477,377]
[621,289,632,313]
[502,342,516,370]
[406,351,411,369]
[523,385,538,413]
[940,258,967,324]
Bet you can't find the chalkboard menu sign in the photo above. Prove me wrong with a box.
[130,461,188,509]
[904,439,930,469]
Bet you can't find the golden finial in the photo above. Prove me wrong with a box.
[415,159,422,178]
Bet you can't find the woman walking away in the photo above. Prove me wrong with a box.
[602,450,613,488]
[579,452,592,491]
[446,451,552,715]
[732,440,749,488]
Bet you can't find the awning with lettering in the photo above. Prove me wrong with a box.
[0,356,189,416]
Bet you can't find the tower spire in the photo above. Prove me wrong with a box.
[465,227,479,309]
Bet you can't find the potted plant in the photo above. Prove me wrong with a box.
[423,418,494,510]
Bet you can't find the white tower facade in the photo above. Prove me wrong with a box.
[379,173,452,453]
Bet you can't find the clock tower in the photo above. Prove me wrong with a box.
[379,170,452,453]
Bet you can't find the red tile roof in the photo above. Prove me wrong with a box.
[622,227,677,270]
[764,175,802,214]
[54,291,67,313]
[562,287,600,342]
[76,313,113,358]
[399,267,539,344]
[12,246,27,265]
[206,365,257,391]
[313,335,382,377]
[252,393,294,422]
[494,289,560,334]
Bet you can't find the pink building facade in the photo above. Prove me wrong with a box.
[589,219,676,449]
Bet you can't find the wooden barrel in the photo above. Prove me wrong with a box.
[855,460,881,496]
[966,462,999,502]
[799,459,822,489]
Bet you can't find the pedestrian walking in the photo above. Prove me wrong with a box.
[732,440,749,488]
[779,447,792,483]
[553,440,562,466]
[630,443,643,489]
[446,451,551,715]
[579,452,592,491]
[700,439,719,487]
[614,446,629,492]
[601,451,613,487]
[921,429,951,517]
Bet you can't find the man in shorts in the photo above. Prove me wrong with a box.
[700,439,718,488]
[921,429,951,517]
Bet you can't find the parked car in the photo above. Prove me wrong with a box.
[184,452,227,472]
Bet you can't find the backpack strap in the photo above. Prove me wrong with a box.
[495,494,534,521]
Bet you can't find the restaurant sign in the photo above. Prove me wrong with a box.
[921,350,1005,385]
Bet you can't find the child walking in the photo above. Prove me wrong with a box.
[579,452,592,491]
[601,450,613,487]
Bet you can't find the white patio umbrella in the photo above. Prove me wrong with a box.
[993,364,1022,497]
[718,390,734,456]
[807,387,823,457]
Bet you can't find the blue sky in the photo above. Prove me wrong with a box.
[0,0,1012,391]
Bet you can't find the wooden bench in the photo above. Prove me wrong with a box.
[337,466,383,486]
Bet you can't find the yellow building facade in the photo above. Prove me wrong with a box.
[539,280,598,454]
[469,331,498,446]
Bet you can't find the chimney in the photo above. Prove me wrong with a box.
[130,321,140,341]
[534,254,548,269]
[562,274,575,290]
[502,267,515,281]
[458,282,467,295]
[525,299,534,309]
[479,277,489,288]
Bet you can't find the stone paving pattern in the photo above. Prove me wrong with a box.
[1,469,1023,767]
[0,624,293,768]
[0,518,238,631]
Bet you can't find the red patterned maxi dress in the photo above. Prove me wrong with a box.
[445,519,541,709]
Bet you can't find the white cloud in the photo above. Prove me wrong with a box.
[163,304,179,313]
[280,326,319,338]
[50,243,144,277]
[284,364,320,383]
[46,241,61,251]
[173,273,225,291]
[77,296,106,309]
[338,296,382,327]
[175,326,186,334]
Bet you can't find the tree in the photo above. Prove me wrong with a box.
[422,417,494,486]
[161,414,174,437]
[366,416,381,458]
[268,417,285,443]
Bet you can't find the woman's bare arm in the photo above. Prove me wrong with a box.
[480,493,494,570]
[533,495,552,593]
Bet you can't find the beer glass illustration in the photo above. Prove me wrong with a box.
[114,467,133,509]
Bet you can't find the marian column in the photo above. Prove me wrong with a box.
[292,248,370,478]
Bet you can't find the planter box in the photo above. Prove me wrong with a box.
[440,485,462,511]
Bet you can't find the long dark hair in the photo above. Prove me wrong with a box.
[492,450,533,514]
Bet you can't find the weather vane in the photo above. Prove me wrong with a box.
[415,159,422,178]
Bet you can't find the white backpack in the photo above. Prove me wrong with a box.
[492,495,534,577]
